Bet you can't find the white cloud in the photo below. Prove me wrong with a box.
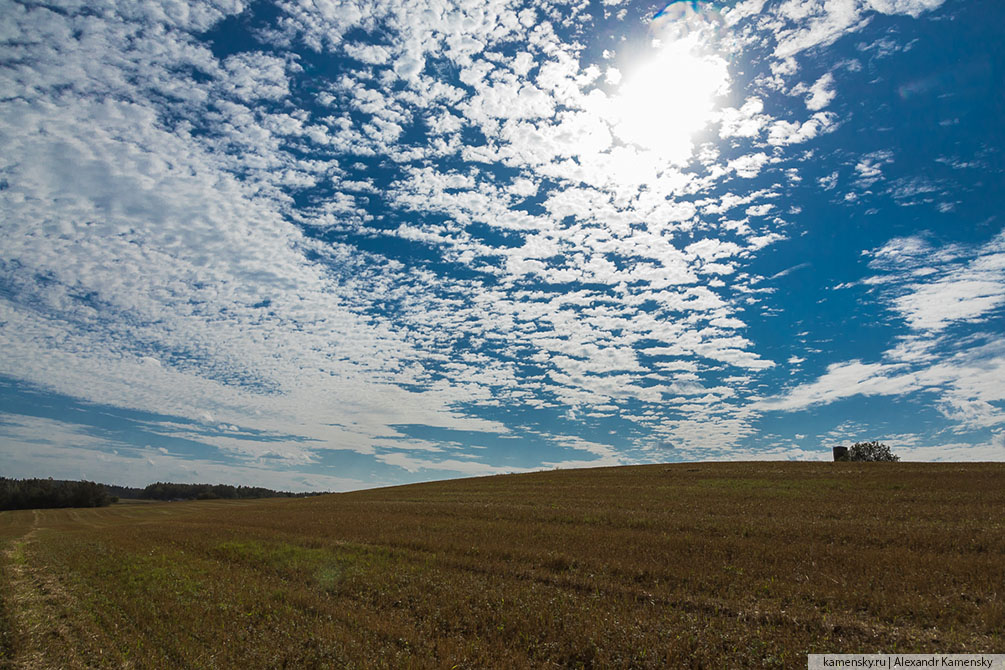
[865,0,945,18]
[728,152,771,178]
[871,231,1005,332]
[759,232,1005,432]
[718,97,769,138]
[760,339,1005,428]
[805,72,836,110]
[756,360,919,411]
[746,204,774,217]
[0,0,975,483]
[768,111,837,145]
[855,150,894,181]
[773,0,871,59]
[0,414,365,491]
[222,52,293,101]
[375,452,537,476]
[896,436,1005,462]
[819,171,839,190]
[894,277,1005,331]
[344,43,392,65]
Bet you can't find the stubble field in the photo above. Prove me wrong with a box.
[1,462,1002,669]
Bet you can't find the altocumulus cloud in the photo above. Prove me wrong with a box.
[1,0,1003,489]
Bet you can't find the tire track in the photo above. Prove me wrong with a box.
[0,510,130,669]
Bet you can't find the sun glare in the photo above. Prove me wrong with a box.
[612,37,729,163]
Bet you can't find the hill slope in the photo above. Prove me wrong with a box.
[1,462,1002,668]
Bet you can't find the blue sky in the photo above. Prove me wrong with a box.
[1,0,1003,491]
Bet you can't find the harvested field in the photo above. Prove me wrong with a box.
[1,462,1002,668]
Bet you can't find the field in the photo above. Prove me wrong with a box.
[1,462,1002,669]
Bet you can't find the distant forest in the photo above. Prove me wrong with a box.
[1,478,324,511]
[1,478,111,511]
[136,482,321,501]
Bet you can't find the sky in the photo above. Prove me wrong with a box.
[1,0,1003,492]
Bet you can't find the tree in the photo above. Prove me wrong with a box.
[847,441,899,462]
[0,478,111,510]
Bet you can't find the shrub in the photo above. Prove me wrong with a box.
[847,441,900,462]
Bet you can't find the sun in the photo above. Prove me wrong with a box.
[611,36,729,164]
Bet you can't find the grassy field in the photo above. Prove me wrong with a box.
[1,462,1002,669]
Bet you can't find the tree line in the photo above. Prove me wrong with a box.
[138,482,317,501]
[0,478,111,510]
[1,478,326,511]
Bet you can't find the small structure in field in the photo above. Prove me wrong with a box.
[833,446,849,461]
